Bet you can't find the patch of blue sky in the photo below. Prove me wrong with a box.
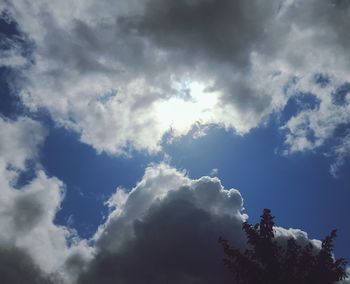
[0,10,17,33]
[332,82,350,106]
[96,88,118,104]
[0,11,34,61]
[279,91,321,123]
[0,13,34,119]
[0,67,25,118]
[41,123,164,239]
[314,73,331,88]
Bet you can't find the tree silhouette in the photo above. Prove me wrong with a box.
[219,209,347,284]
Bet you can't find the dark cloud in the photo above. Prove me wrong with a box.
[79,165,247,283]
[12,193,46,232]
[80,196,241,283]
[214,72,273,115]
[77,164,320,284]
[0,246,54,284]
[118,0,276,66]
[332,83,350,106]
[40,17,118,76]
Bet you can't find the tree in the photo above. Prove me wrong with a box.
[219,209,347,284]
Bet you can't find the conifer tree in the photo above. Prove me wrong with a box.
[219,209,347,284]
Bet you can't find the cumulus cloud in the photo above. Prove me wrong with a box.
[74,163,320,284]
[0,0,349,175]
[1,0,349,168]
[94,164,247,250]
[0,117,92,283]
[0,246,53,284]
[0,116,45,170]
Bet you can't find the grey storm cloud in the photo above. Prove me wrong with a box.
[117,0,276,66]
[0,246,53,284]
[111,0,279,117]
[79,198,237,284]
[11,192,47,232]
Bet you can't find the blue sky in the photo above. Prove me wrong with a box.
[1,1,350,283]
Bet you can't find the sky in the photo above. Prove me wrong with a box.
[0,0,350,283]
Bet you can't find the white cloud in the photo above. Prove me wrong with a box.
[280,74,350,175]
[0,117,92,283]
[2,0,350,171]
[0,50,28,68]
[210,168,218,176]
[330,131,350,177]
[0,116,46,170]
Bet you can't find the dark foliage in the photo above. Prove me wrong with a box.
[219,209,347,284]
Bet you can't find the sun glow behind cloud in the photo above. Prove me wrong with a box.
[155,81,219,136]
[2,0,349,168]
